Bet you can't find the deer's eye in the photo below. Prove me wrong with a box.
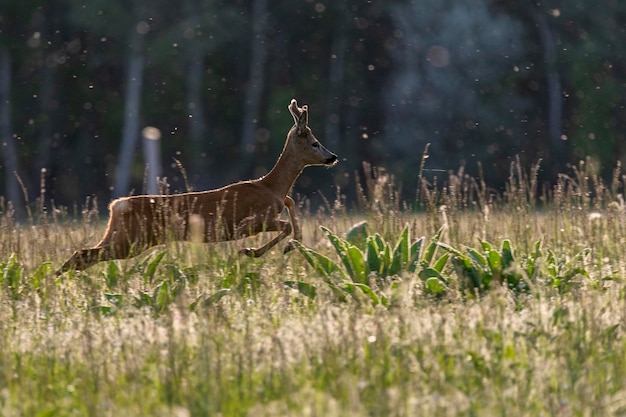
[312,142,320,148]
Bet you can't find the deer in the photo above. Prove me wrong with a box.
[57,99,337,274]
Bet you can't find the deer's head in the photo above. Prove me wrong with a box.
[287,99,338,167]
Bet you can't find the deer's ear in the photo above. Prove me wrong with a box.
[288,99,301,125]
[296,105,308,135]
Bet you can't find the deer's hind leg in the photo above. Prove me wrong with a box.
[56,236,134,275]
[56,201,146,275]
[57,247,106,275]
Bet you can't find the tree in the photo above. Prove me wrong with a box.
[0,49,23,218]
[384,0,527,190]
[113,22,145,198]
[239,0,268,178]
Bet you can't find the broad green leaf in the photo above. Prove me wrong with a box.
[346,221,368,248]
[382,243,392,276]
[153,281,171,311]
[291,240,346,280]
[425,277,446,295]
[526,240,542,279]
[501,240,514,268]
[374,234,386,253]
[2,254,23,297]
[284,281,317,299]
[546,249,558,277]
[422,241,438,265]
[452,256,482,292]
[321,226,347,255]
[562,267,589,280]
[366,237,382,275]
[144,251,166,284]
[104,293,123,306]
[322,226,355,278]
[389,242,404,276]
[190,288,232,310]
[419,267,446,282]
[346,245,368,283]
[326,281,349,302]
[380,293,389,307]
[202,288,231,307]
[134,291,153,308]
[487,249,502,273]
[164,263,184,283]
[433,253,450,273]
[418,267,433,280]
[408,237,425,272]
[432,226,445,242]
[342,282,382,306]
[105,261,121,290]
[31,262,52,290]
[480,239,493,252]
[435,241,464,258]
[393,225,410,267]
[99,306,115,316]
[466,247,487,269]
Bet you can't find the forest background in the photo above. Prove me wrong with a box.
[1,0,625,217]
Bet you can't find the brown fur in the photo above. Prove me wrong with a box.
[57,99,337,274]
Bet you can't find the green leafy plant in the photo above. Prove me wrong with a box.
[95,252,264,314]
[544,247,592,293]
[437,239,542,296]
[1,253,24,300]
[291,224,451,304]
[94,252,200,314]
[190,262,262,311]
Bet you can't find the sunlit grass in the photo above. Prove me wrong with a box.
[1,159,626,416]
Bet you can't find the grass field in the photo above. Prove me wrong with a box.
[1,160,626,416]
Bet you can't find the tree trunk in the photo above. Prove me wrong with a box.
[0,49,24,218]
[239,0,268,175]
[533,9,563,154]
[183,0,209,190]
[113,29,144,198]
[187,53,207,189]
[142,127,162,195]
[34,5,57,202]
[35,63,56,193]
[325,29,347,152]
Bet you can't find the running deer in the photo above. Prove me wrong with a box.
[57,99,337,274]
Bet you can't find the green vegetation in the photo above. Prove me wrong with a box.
[1,161,626,416]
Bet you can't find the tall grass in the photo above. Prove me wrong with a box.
[1,158,626,416]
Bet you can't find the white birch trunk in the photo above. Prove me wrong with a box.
[142,127,161,195]
[113,28,144,198]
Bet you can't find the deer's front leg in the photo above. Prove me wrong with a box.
[238,217,293,258]
[282,196,300,254]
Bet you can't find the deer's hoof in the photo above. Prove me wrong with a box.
[283,241,296,254]
[239,248,258,257]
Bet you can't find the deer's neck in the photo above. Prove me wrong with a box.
[258,144,304,199]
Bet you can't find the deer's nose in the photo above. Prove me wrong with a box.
[325,154,338,165]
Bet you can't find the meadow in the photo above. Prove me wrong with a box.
[1,159,626,416]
